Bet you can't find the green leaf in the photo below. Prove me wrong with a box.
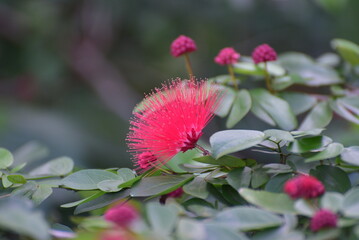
[7,174,27,184]
[310,165,351,193]
[31,184,53,205]
[207,183,231,205]
[331,39,359,65]
[210,130,265,158]
[291,128,325,138]
[177,219,206,240]
[203,223,250,240]
[62,169,121,190]
[61,191,105,208]
[280,92,317,115]
[221,185,246,205]
[305,143,344,162]
[97,179,124,192]
[74,189,130,214]
[341,188,359,218]
[239,188,296,214]
[330,99,359,124]
[13,141,48,165]
[263,164,293,174]
[279,52,343,86]
[147,202,179,237]
[183,176,209,199]
[298,101,333,131]
[214,206,283,231]
[272,74,307,91]
[264,173,293,193]
[233,62,264,76]
[288,135,332,153]
[193,155,245,167]
[341,146,359,166]
[29,157,74,177]
[226,89,251,128]
[117,168,136,181]
[320,192,343,212]
[250,88,297,130]
[215,86,236,117]
[251,98,276,126]
[251,167,269,188]
[0,148,14,169]
[264,129,294,142]
[2,175,12,188]
[182,198,216,218]
[294,199,316,217]
[227,167,252,190]
[0,198,50,240]
[130,175,194,197]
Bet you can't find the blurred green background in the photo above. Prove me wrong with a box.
[0,0,358,170]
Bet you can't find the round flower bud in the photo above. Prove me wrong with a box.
[252,44,277,64]
[170,35,197,57]
[104,203,138,227]
[284,175,325,199]
[214,47,240,65]
[310,209,337,232]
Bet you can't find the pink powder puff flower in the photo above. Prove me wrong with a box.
[310,209,338,232]
[170,35,197,57]
[284,175,325,199]
[214,47,240,65]
[252,44,277,64]
[104,203,138,228]
[127,79,222,171]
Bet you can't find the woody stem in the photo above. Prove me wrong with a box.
[196,144,210,156]
[184,53,194,77]
[227,64,238,90]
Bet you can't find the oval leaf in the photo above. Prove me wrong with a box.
[226,89,252,128]
[62,169,121,190]
[210,130,265,158]
[0,148,14,169]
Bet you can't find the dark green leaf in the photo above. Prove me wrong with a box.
[221,185,246,205]
[265,173,293,193]
[227,167,252,190]
[288,136,332,153]
[310,165,351,193]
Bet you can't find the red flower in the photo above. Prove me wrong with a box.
[252,44,277,64]
[170,35,197,57]
[284,175,325,199]
[127,79,222,170]
[214,47,240,65]
[160,187,184,204]
[310,209,337,232]
[104,203,138,227]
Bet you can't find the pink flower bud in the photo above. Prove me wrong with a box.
[252,44,277,64]
[214,47,240,65]
[170,35,197,57]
